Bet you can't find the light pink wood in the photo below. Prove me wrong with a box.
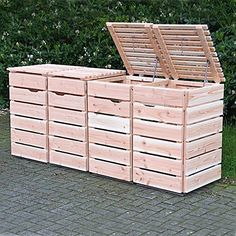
[133,118,183,142]
[89,143,131,165]
[133,102,183,124]
[134,135,182,159]
[50,150,87,171]
[49,107,86,126]
[48,77,85,95]
[49,122,86,141]
[11,115,47,134]
[133,151,182,176]
[10,87,47,105]
[49,136,87,156]
[10,101,47,119]
[9,72,46,90]
[48,92,85,110]
[89,158,132,181]
[133,167,182,193]
[88,96,130,118]
[185,149,221,176]
[11,129,47,148]
[89,128,131,149]
[11,142,48,162]
[184,165,221,192]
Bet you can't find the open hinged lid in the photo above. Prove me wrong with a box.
[107,22,225,83]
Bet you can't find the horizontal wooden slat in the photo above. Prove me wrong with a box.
[89,158,132,181]
[184,165,221,193]
[133,151,182,176]
[89,128,131,149]
[50,150,87,171]
[49,122,86,141]
[49,136,87,156]
[10,87,47,105]
[185,133,222,159]
[49,107,86,126]
[48,92,85,111]
[186,100,223,124]
[11,115,47,134]
[9,73,46,90]
[185,149,222,176]
[88,96,130,118]
[48,77,85,95]
[89,143,131,165]
[133,167,182,193]
[187,84,224,107]
[186,117,223,141]
[88,80,131,100]
[160,29,210,36]
[11,142,48,162]
[133,85,185,107]
[134,135,182,159]
[133,102,183,124]
[133,119,183,142]
[11,129,47,148]
[88,113,130,133]
[10,101,47,119]
[157,24,208,30]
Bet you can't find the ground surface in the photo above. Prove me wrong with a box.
[0,112,236,236]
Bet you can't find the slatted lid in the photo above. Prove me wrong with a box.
[49,67,125,80]
[107,22,225,83]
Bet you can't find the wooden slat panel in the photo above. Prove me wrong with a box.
[49,107,86,126]
[186,117,223,141]
[186,100,223,124]
[184,165,221,193]
[88,113,130,133]
[10,101,47,119]
[133,102,183,124]
[134,135,182,159]
[185,149,221,176]
[10,87,47,105]
[133,85,185,107]
[49,122,86,141]
[89,128,131,149]
[133,151,182,176]
[88,80,131,101]
[48,92,85,111]
[50,150,87,171]
[89,158,132,181]
[185,133,222,159]
[89,143,131,165]
[11,115,47,134]
[133,119,183,142]
[49,136,87,156]
[48,77,85,95]
[11,129,47,148]
[9,73,46,90]
[133,167,182,193]
[187,84,224,107]
[88,96,130,118]
[11,142,48,162]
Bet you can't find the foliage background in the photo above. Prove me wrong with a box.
[0,0,235,123]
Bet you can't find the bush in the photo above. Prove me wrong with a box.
[0,0,235,123]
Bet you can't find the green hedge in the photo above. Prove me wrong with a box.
[0,0,235,123]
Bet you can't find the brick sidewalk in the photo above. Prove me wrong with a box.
[0,113,235,236]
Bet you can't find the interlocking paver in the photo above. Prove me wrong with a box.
[0,112,236,236]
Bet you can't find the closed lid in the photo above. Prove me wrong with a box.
[107,22,225,83]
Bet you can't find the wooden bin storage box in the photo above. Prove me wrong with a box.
[8,64,78,162]
[107,22,224,193]
[47,68,125,171]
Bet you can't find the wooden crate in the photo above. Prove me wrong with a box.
[107,22,225,192]
[47,68,125,171]
[8,64,76,162]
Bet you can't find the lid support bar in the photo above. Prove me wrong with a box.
[152,57,159,82]
[196,26,221,83]
[203,60,210,86]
